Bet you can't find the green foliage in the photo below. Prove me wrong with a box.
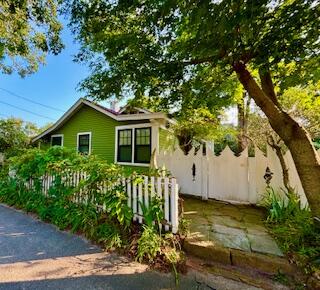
[279,81,320,139]
[178,218,190,237]
[262,188,320,273]
[0,118,40,159]
[94,223,123,249]
[0,1,63,76]
[261,188,306,223]
[137,225,162,262]
[140,195,164,231]
[314,139,320,150]
[67,0,319,106]
[102,185,133,228]
[173,108,219,154]
[273,271,290,286]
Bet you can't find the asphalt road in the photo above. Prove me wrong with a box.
[0,204,261,290]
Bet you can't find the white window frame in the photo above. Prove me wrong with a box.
[77,132,92,154]
[115,124,155,167]
[51,134,64,147]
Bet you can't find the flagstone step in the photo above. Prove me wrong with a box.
[183,238,297,276]
[187,256,293,290]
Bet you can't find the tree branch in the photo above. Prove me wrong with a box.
[258,66,279,107]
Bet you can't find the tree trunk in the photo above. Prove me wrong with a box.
[267,135,291,191]
[233,62,320,217]
[237,93,249,153]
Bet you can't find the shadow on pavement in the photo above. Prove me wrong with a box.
[0,204,101,264]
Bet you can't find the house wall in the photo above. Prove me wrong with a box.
[40,105,160,172]
[50,105,122,161]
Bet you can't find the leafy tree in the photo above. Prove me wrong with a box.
[0,0,63,76]
[279,81,320,140]
[68,1,320,216]
[248,81,320,191]
[172,108,219,154]
[0,118,38,158]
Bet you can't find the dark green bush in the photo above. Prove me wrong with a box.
[262,188,320,273]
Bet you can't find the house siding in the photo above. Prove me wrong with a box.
[48,105,146,163]
[56,106,117,161]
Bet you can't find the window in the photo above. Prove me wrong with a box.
[77,133,91,154]
[134,128,151,163]
[51,135,63,146]
[117,129,132,162]
[116,126,152,165]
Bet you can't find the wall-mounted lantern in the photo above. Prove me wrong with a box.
[264,166,273,186]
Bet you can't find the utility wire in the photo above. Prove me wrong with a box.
[0,87,65,112]
[0,100,55,121]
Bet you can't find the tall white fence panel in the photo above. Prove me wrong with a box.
[208,147,249,203]
[158,146,319,205]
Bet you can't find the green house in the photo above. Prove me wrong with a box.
[33,98,174,168]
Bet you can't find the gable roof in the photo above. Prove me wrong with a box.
[32,98,171,142]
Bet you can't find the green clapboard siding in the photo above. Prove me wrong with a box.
[38,104,162,173]
[48,105,144,163]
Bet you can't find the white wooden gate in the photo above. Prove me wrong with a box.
[158,145,316,205]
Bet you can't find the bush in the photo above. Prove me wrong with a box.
[261,187,320,273]
[137,225,162,262]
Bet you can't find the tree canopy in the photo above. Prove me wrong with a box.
[0,118,39,158]
[0,0,64,76]
[68,0,319,101]
[67,0,320,216]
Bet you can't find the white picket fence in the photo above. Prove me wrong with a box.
[26,172,179,233]
[158,145,320,206]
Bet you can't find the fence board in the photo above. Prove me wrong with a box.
[164,177,169,231]
[138,182,143,223]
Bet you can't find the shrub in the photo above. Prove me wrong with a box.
[260,187,306,223]
[261,187,320,273]
[137,225,162,262]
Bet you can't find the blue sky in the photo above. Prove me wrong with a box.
[0,22,91,127]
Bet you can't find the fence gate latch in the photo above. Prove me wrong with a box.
[192,163,196,182]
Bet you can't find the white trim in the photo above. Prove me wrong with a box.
[51,134,64,147]
[116,123,152,130]
[115,124,155,167]
[77,132,92,154]
[116,162,150,167]
[32,98,172,143]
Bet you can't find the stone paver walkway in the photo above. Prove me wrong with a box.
[183,196,283,257]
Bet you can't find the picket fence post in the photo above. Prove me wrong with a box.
[171,178,179,234]
[164,177,169,231]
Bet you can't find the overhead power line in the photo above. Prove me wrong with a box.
[0,87,65,112]
[0,100,55,121]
